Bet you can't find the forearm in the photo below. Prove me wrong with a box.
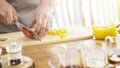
[39,0,55,9]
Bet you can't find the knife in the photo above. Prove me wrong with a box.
[16,22,42,41]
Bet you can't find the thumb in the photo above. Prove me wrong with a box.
[29,20,36,28]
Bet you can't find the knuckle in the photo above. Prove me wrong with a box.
[0,12,5,16]
[41,30,44,33]
[45,28,49,32]
[6,23,13,25]
[35,28,39,33]
[38,22,42,25]
[41,26,46,30]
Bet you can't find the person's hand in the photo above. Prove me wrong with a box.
[29,5,53,38]
[0,0,18,25]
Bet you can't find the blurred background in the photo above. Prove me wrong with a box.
[51,0,120,28]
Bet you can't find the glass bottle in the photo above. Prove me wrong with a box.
[6,42,23,66]
[105,36,120,68]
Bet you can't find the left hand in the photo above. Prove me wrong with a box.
[29,5,52,38]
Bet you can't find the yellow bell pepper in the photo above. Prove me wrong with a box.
[92,22,116,40]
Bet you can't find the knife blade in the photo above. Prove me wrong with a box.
[16,22,41,41]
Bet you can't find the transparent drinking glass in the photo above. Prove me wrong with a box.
[107,47,120,68]
[81,40,107,68]
[104,35,120,67]
[57,44,83,68]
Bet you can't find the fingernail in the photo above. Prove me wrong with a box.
[12,19,17,23]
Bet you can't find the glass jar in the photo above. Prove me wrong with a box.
[6,42,23,66]
[105,36,120,67]
[116,34,120,47]
[57,44,83,68]
[107,47,120,68]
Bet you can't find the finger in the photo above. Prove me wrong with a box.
[46,19,52,32]
[38,18,47,37]
[0,11,7,24]
[44,21,50,35]
[35,18,42,34]
[29,19,36,28]
[43,21,49,36]
[13,9,18,23]
[6,10,13,25]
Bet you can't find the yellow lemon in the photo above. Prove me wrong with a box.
[48,28,68,39]
[59,33,66,38]
[47,29,53,35]
[47,29,57,35]
[61,28,67,33]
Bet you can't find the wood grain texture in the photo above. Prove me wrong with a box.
[0,26,92,49]
[22,41,86,68]
[22,39,104,68]
[1,55,34,68]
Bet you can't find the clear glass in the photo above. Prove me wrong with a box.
[6,42,23,66]
[81,40,107,68]
[107,47,120,68]
[116,34,120,47]
[57,44,83,68]
[86,47,106,68]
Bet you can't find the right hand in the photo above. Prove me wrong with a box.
[0,0,18,25]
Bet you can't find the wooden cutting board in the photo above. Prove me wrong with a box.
[2,55,34,68]
[0,26,93,48]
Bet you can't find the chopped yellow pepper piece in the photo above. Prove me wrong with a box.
[92,22,116,40]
